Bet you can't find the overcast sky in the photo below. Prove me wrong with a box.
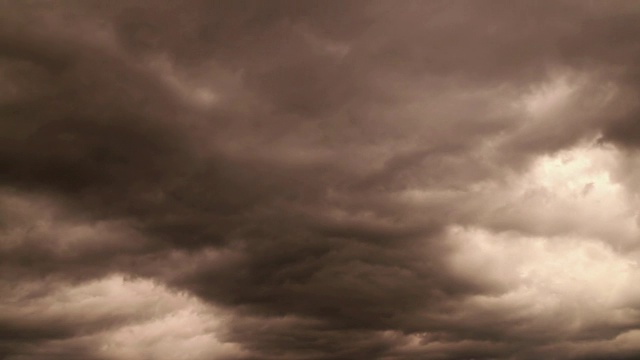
[2,1,640,359]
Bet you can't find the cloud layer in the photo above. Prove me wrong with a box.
[2,1,640,359]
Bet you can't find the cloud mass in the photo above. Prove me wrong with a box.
[2,1,640,359]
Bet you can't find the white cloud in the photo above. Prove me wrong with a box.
[0,274,245,360]
[474,142,640,247]
[445,225,640,340]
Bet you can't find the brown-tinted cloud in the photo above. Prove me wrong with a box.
[2,1,640,359]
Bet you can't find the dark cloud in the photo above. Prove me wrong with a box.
[2,1,640,360]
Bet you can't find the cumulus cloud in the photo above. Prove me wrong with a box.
[2,1,640,359]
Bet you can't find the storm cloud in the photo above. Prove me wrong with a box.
[2,1,640,359]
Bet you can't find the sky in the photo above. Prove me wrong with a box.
[2,1,640,359]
